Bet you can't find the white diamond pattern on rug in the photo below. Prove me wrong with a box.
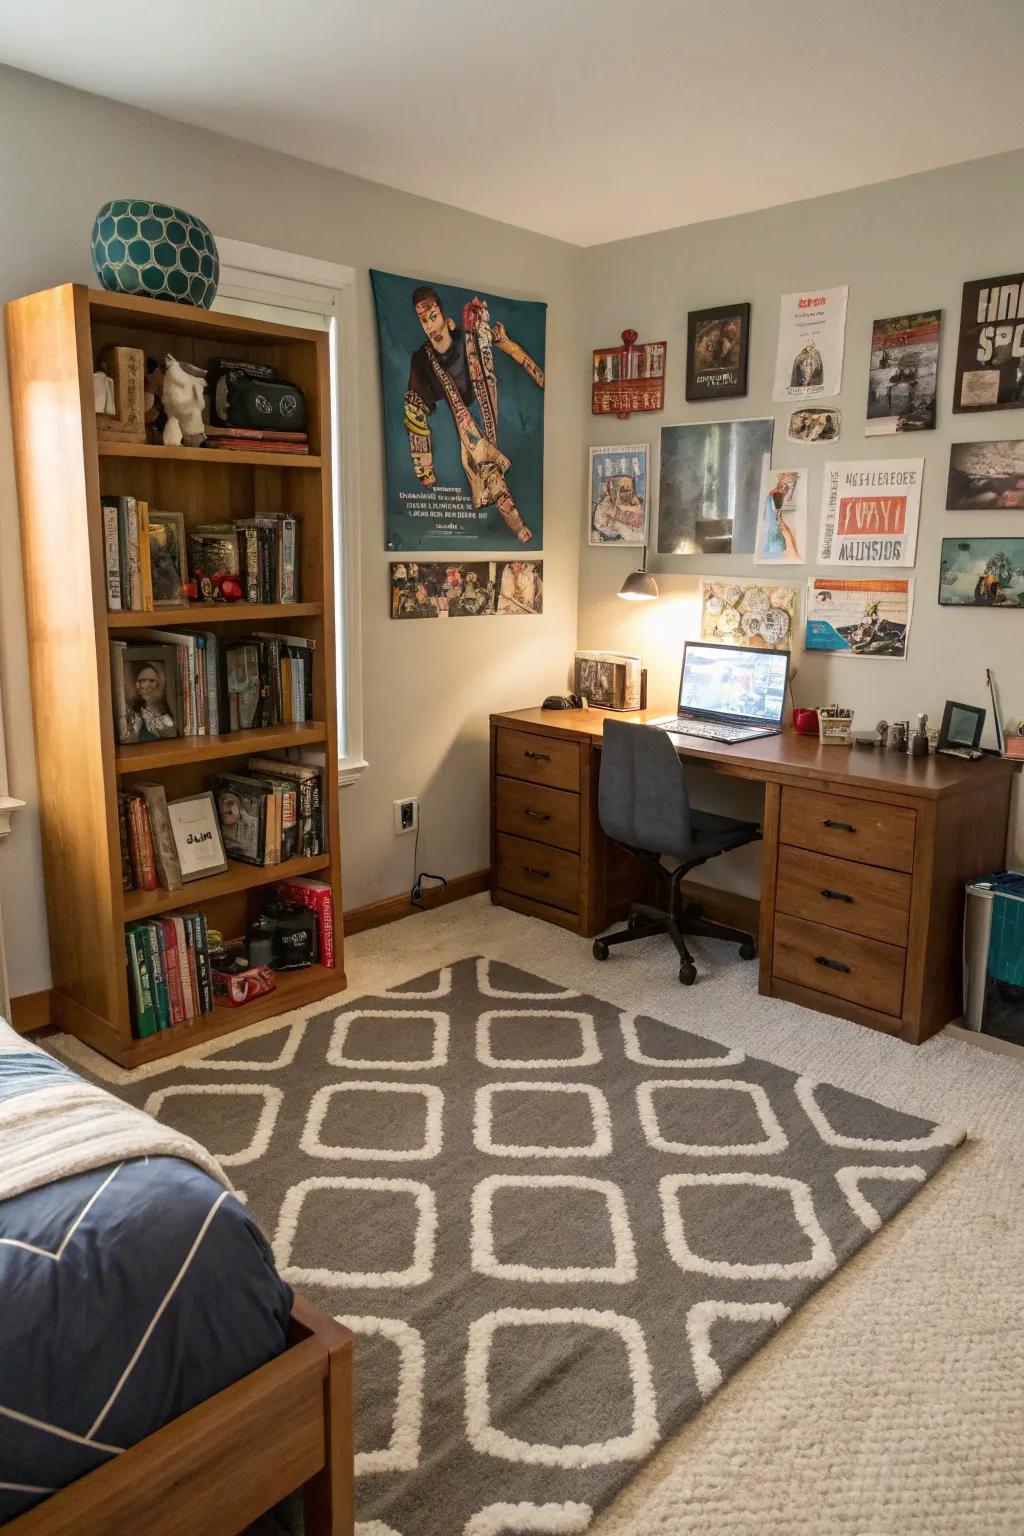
[636,1078,788,1157]
[69,955,962,1536]
[471,1175,637,1284]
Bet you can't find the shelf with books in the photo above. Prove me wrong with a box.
[98,442,323,470]
[123,963,344,1066]
[114,721,328,773]
[123,851,332,921]
[107,602,323,629]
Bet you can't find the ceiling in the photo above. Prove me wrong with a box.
[4,0,1024,246]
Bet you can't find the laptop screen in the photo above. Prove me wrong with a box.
[678,642,790,725]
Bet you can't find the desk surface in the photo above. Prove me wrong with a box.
[493,707,1020,802]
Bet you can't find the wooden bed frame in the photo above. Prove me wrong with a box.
[6,1296,354,1536]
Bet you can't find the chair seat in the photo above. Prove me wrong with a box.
[688,808,761,857]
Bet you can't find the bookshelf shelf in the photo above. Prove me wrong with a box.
[107,602,324,629]
[6,282,346,1067]
[115,722,328,774]
[123,851,332,922]
[98,441,322,469]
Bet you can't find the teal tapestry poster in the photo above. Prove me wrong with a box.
[371,270,546,551]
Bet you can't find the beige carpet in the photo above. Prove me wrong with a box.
[55,893,1024,1534]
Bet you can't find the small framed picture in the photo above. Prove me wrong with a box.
[685,302,750,402]
[937,700,985,756]
[588,445,649,546]
[111,642,180,744]
[148,509,189,608]
[167,792,229,881]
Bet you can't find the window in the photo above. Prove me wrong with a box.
[212,239,365,783]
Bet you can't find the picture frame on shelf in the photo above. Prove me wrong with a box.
[110,641,180,744]
[147,509,189,607]
[167,791,229,882]
[685,302,750,401]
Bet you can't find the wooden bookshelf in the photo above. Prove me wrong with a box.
[5,283,346,1067]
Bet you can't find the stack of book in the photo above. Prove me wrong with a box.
[119,784,182,893]
[207,425,309,456]
[276,875,336,968]
[214,759,327,868]
[109,630,315,744]
[125,913,213,1038]
[190,517,299,605]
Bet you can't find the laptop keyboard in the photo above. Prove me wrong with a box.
[658,718,782,744]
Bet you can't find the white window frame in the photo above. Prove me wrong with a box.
[213,237,366,785]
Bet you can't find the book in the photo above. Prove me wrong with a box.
[277,877,335,968]
[134,782,183,891]
[102,499,122,610]
[157,917,186,1025]
[172,915,197,1018]
[126,792,159,891]
[247,756,325,855]
[125,497,142,611]
[117,792,135,891]
[214,773,269,865]
[137,500,153,612]
[144,923,171,1031]
[125,928,158,1037]
[215,438,309,455]
[206,425,308,442]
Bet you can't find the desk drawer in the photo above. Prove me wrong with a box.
[780,786,916,872]
[495,728,581,792]
[775,846,911,945]
[496,776,580,852]
[773,913,905,1017]
[496,832,580,913]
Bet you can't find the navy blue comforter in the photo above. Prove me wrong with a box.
[0,1050,292,1522]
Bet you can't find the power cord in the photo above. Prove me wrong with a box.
[409,812,447,909]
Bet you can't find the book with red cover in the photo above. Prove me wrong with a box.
[157,917,186,1024]
[215,439,309,455]
[277,877,335,968]
[207,426,308,443]
[126,792,159,891]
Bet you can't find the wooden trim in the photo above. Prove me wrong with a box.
[8,989,52,1033]
[344,869,490,936]
[6,1297,353,1536]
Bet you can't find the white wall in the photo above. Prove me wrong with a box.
[578,150,1024,895]
[0,66,583,997]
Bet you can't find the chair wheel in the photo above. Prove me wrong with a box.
[593,939,610,961]
[678,962,697,986]
[739,940,757,960]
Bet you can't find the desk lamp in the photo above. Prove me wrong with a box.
[617,546,658,601]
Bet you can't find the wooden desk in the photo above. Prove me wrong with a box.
[490,707,1018,1045]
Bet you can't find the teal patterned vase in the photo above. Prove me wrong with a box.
[90,199,219,308]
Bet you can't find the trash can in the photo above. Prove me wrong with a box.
[963,871,1024,1045]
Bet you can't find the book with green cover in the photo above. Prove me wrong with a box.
[125,927,158,1037]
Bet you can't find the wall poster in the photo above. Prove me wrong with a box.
[588,444,649,545]
[371,271,546,551]
[390,560,543,617]
[754,465,808,565]
[865,311,941,434]
[946,440,1024,509]
[685,302,750,401]
[806,577,913,658]
[953,273,1024,414]
[772,285,848,402]
[699,578,799,650]
[938,539,1024,607]
[816,459,923,567]
[658,417,773,555]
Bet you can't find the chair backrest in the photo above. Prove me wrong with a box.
[598,720,694,861]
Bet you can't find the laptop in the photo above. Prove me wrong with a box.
[651,641,790,744]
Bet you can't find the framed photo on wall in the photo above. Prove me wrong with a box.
[685,303,750,401]
[953,273,1024,414]
[588,444,649,545]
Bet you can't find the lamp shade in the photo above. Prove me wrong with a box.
[618,568,659,601]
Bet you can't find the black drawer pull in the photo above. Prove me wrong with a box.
[524,809,551,821]
[524,750,551,762]
[523,865,550,878]
[815,954,851,974]
[823,818,856,833]
[820,888,853,903]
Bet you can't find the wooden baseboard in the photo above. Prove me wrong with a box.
[679,878,760,937]
[8,989,52,1034]
[344,869,490,936]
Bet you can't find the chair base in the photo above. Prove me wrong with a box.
[592,884,757,986]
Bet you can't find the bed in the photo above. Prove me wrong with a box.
[0,1020,353,1535]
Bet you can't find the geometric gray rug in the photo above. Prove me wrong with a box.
[57,955,964,1536]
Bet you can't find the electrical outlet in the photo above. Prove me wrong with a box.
[393,797,419,835]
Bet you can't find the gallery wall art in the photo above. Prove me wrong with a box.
[372,270,546,551]
[754,465,808,565]
[938,540,1024,607]
[805,577,913,659]
[953,273,1024,414]
[390,560,543,618]
[946,440,1024,508]
[592,330,665,418]
[685,302,750,401]
[699,578,799,650]
[788,408,840,443]
[865,311,941,435]
[773,286,848,402]
[588,444,649,545]
[816,459,923,567]
[658,418,773,555]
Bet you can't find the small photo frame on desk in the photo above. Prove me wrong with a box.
[937,699,985,758]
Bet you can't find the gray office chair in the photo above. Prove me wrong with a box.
[593,719,761,985]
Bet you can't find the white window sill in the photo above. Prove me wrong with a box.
[0,797,25,839]
[338,758,369,788]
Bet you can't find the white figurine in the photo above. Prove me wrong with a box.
[160,354,207,447]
